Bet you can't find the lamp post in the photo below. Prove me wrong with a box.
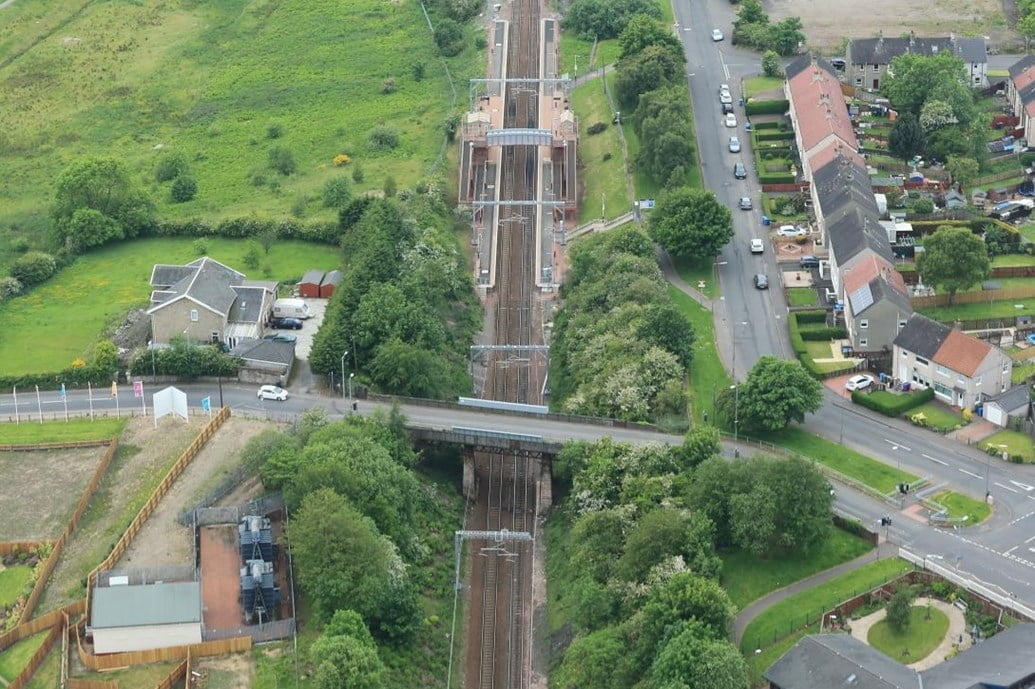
[340,350,348,400]
[714,260,728,293]
[349,372,355,410]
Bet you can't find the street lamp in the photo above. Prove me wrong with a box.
[340,350,348,400]
[714,260,728,292]
[349,373,355,410]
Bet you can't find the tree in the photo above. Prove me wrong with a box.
[946,156,979,190]
[554,625,637,689]
[268,146,296,175]
[618,14,684,59]
[764,456,832,553]
[368,338,460,398]
[770,17,805,56]
[640,572,737,653]
[570,509,629,583]
[65,208,123,252]
[310,610,387,689]
[617,509,720,582]
[170,175,197,202]
[323,176,352,208]
[912,199,934,215]
[244,430,302,483]
[637,302,696,365]
[635,87,695,183]
[917,225,990,304]
[730,483,777,557]
[563,0,661,40]
[883,52,969,115]
[651,622,750,689]
[650,187,733,260]
[734,0,768,29]
[53,157,153,243]
[888,113,925,160]
[886,587,914,634]
[432,17,463,56]
[10,252,57,286]
[155,152,190,182]
[616,44,685,109]
[919,99,958,132]
[92,341,119,377]
[761,50,783,78]
[382,175,397,198]
[735,356,822,431]
[984,224,1013,257]
[672,425,721,470]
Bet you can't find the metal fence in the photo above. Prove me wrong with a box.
[191,494,285,527]
[203,618,295,643]
[95,565,196,588]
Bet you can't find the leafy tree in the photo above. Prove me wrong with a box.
[734,0,768,28]
[53,157,154,242]
[617,509,720,582]
[912,199,934,215]
[672,426,721,470]
[735,356,822,431]
[917,226,990,304]
[243,430,302,480]
[888,112,925,160]
[10,251,57,286]
[570,509,629,583]
[1020,12,1035,48]
[433,17,463,56]
[310,610,385,689]
[886,587,914,634]
[322,176,352,208]
[563,0,661,40]
[571,576,620,632]
[368,338,459,398]
[616,44,685,109]
[634,87,695,183]
[92,341,119,376]
[640,572,736,654]
[761,50,783,78]
[770,17,805,56]
[155,152,190,182]
[884,52,970,115]
[764,456,832,554]
[637,302,696,365]
[651,622,750,689]
[919,99,958,132]
[946,156,979,190]
[65,208,124,252]
[268,146,297,175]
[619,14,684,59]
[984,224,1013,257]
[554,625,637,689]
[170,175,197,202]
[730,483,777,557]
[650,187,734,260]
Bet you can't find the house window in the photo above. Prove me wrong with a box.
[855,77,863,86]
[211,331,219,343]
[872,64,880,70]
[190,309,199,322]
[901,350,908,358]
[859,338,868,347]
[916,356,929,366]
[933,382,953,399]
[935,364,950,377]
[975,376,982,385]
[898,320,907,329]
[859,319,869,329]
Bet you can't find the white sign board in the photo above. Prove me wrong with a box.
[153,386,189,423]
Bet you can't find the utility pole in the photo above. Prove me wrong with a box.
[340,350,348,400]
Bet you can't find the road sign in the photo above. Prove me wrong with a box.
[201,396,211,412]
[111,382,118,397]
[133,380,143,398]
[638,198,655,210]
[60,383,66,398]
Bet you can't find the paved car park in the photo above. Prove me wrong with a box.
[292,298,326,361]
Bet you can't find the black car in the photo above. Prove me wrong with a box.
[734,162,747,179]
[270,317,303,330]
[722,102,734,114]
[753,273,769,290]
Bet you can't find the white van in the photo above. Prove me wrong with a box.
[272,298,311,320]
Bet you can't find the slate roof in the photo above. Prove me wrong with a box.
[228,286,269,324]
[894,313,997,377]
[787,59,857,155]
[848,35,986,66]
[1019,81,1035,119]
[150,264,196,289]
[813,153,879,219]
[92,582,201,629]
[230,338,296,366]
[785,54,839,81]
[147,257,246,317]
[807,139,865,177]
[300,269,325,286]
[920,623,1035,689]
[986,382,1030,413]
[844,255,910,317]
[893,313,951,360]
[764,634,916,689]
[1008,53,1035,84]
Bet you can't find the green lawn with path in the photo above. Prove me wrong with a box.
[720,528,873,609]
[0,419,126,445]
[982,429,1035,461]
[0,238,341,375]
[788,287,818,307]
[0,631,48,683]
[571,80,631,224]
[867,606,949,663]
[930,490,991,524]
[672,256,720,300]
[908,402,965,432]
[668,286,730,425]
[0,565,34,608]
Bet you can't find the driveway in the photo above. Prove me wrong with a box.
[294,298,326,361]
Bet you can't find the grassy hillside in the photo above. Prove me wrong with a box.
[0,0,479,270]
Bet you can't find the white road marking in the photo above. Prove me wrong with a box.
[958,468,982,479]
[885,439,911,451]
[1006,545,1019,555]
[995,482,1020,493]
[1026,534,1035,544]
[924,453,949,466]
[1011,481,1034,492]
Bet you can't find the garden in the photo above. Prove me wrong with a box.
[0,545,51,632]
[788,310,858,377]
[981,429,1035,463]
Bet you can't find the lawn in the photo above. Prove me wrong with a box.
[22,645,59,689]
[867,606,949,663]
[672,256,720,300]
[1012,361,1035,383]
[930,490,991,525]
[0,418,125,444]
[0,565,33,608]
[740,558,912,653]
[0,0,481,272]
[0,238,341,375]
[908,402,965,432]
[744,75,786,99]
[992,254,1035,268]
[765,427,919,494]
[0,631,48,683]
[789,287,819,307]
[668,286,731,425]
[719,528,873,609]
[803,340,833,359]
[571,80,631,224]
[918,297,1035,323]
[982,429,1035,461]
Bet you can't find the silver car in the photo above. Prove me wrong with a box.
[728,136,741,153]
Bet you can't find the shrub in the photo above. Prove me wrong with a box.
[10,237,30,253]
[243,243,261,269]
[193,238,209,255]
[851,387,934,416]
[588,122,608,135]
[249,170,268,187]
[170,175,198,203]
[352,164,365,183]
[268,147,297,175]
[155,152,190,183]
[383,176,397,198]
[0,276,23,300]
[129,342,241,378]
[475,36,488,50]
[267,121,284,139]
[10,252,57,286]
[381,78,397,94]
[912,199,935,215]
[322,176,352,209]
[444,113,462,142]
[333,154,351,167]
[795,310,829,324]
[798,326,848,340]
[745,99,789,116]
[433,18,464,56]
[368,126,400,151]
[411,61,425,81]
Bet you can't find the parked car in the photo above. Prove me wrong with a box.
[719,84,730,94]
[720,90,733,105]
[776,224,807,238]
[722,102,734,114]
[750,238,765,253]
[728,136,741,153]
[845,374,874,391]
[270,317,303,330]
[263,333,298,343]
[257,385,289,401]
[712,28,724,41]
[738,196,752,210]
[724,113,737,128]
[734,162,747,179]
[799,255,820,269]
[753,273,769,290]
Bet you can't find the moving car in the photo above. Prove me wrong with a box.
[728,136,740,153]
[712,28,724,41]
[257,385,289,401]
[734,162,747,179]
[776,224,807,238]
[750,238,764,254]
[724,112,737,128]
[845,374,875,391]
[270,317,303,330]
[753,273,769,290]
[738,196,752,210]
[263,333,298,343]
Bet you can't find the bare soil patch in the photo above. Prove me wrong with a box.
[0,446,106,541]
[766,0,1015,51]
[199,525,246,630]
[194,654,254,689]
[116,417,270,568]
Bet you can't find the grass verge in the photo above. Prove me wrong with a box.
[0,418,126,444]
[672,256,720,300]
[867,606,949,663]
[982,429,1035,461]
[764,427,919,494]
[668,286,731,425]
[571,80,631,224]
[720,528,873,609]
[930,490,992,524]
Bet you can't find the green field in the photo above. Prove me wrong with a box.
[0,238,341,375]
[931,490,992,524]
[571,80,631,224]
[668,286,731,425]
[0,418,126,444]
[0,0,480,271]
[0,631,48,683]
[720,528,873,609]
[0,565,33,608]
[867,606,949,663]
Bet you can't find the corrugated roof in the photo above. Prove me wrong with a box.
[321,269,343,286]
[91,582,200,629]
[788,61,857,156]
[935,328,993,377]
[848,35,986,66]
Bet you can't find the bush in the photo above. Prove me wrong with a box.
[433,18,464,56]
[795,310,828,324]
[851,387,934,416]
[267,121,284,139]
[193,238,209,255]
[0,276,23,300]
[129,342,241,378]
[475,36,487,50]
[758,171,796,184]
[268,146,297,175]
[381,78,397,94]
[798,326,847,340]
[322,176,352,209]
[170,175,198,203]
[368,126,400,151]
[155,152,190,183]
[912,199,935,215]
[10,251,57,286]
[745,99,789,116]
[411,61,425,81]
[588,121,608,135]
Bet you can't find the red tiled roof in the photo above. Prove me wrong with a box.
[842,254,904,295]
[1026,100,1035,120]
[1013,66,1035,94]
[807,139,866,175]
[788,64,857,155]
[934,329,993,378]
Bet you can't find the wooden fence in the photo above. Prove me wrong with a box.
[8,619,62,689]
[68,679,120,689]
[0,440,112,452]
[911,284,1035,308]
[0,540,53,557]
[0,600,85,654]
[152,658,188,689]
[972,166,1027,188]
[86,407,230,617]
[74,617,250,671]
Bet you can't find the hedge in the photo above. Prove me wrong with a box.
[139,218,341,245]
[752,121,783,130]
[129,344,241,378]
[0,365,116,391]
[758,172,797,184]
[788,313,825,379]
[745,99,789,116]
[754,130,795,142]
[800,326,848,341]
[851,387,934,416]
[755,146,794,158]
[795,310,828,324]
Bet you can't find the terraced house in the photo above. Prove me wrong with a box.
[1007,54,1035,145]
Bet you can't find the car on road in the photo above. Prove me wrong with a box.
[719,90,733,104]
[719,83,730,94]
[257,385,289,401]
[263,333,298,343]
[270,317,303,330]
[712,28,724,41]
[722,102,734,114]
[753,273,769,289]
[845,374,875,391]
[734,162,747,179]
[776,224,807,238]
[724,112,737,128]
[728,136,740,152]
[750,238,764,253]
[738,196,752,210]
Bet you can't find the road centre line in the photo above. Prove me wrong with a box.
[923,453,949,466]
[1027,534,1035,544]
[958,468,983,479]
[885,439,912,451]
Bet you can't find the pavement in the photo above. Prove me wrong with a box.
[849,597,970,671]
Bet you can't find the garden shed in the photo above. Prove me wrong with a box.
[320,270,343,298]
[298,270,325,298]
[91,581,202,653]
